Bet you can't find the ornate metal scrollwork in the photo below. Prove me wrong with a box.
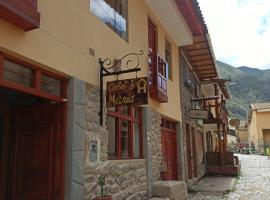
[99,50,144,125]
[99,50,144,73]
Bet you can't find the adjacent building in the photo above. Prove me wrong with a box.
[249,103,270,154]
[236,121,248,144]
[0,0,231,200]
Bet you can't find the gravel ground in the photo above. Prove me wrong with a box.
[189,154,270,200]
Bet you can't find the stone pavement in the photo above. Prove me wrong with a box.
[189,154,270,200]
[190,176,236,196]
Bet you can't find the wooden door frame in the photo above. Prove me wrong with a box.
[185,123,193,179]
[0,82,67,200]
[161,118,178,180]
[0,52,67,200]
[191,127,197,178]
[0,53,68,103]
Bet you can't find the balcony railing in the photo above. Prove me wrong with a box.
[148,49,168,103]
[0,0,40,31]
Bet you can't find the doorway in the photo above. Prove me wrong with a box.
[0,54,67,200]
[263,129,270,149]
[191,127,198,178]
[0,87,65,200]
[185,123,193,179]
[161,119,177,180]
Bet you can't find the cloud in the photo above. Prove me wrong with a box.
[197,0,270,69]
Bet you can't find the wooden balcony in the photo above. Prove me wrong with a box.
[149,51,168,103]
[0,0,40,31]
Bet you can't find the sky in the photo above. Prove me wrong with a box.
[197,0,270,69]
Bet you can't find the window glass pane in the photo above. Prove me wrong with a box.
[119,106,129,115]
[165,40,172,80]
[108,107,116,112]
[41,74,61,96]
[134,108,140,119]
[133,123,140,158]
[115,0,127,38]
[3,60,34,87]
[91,0,127,40]
[107,116,116,158]
[121,120,129,158]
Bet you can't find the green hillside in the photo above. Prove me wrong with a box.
[217,61,270,119]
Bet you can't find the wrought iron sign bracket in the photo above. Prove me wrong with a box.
[99,50,144,125]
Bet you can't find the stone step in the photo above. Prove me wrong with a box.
[153,181,188,200]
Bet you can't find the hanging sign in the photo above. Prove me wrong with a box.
[190,109,209,119]
[106,77,148,107]
[229,118,240,127]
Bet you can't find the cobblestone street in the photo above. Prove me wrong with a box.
[189,154,270,200]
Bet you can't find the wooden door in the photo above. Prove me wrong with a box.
[191,128,197,178]
[206,131,213,152]
[162,128,178,180]
[11,103,64,200]
[185,123,192,179]
[0,105,11,200]
[263,129,270,148]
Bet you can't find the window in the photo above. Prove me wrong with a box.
[41,74,62,96]
[165,39,172,80]
[91,0,128,40]
[182,57,192,88]
[182,55,201,96]
[0,55,67,102]
[107,106,143,159]
[3,60,34,87]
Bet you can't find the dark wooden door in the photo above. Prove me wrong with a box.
[191,128,197,178]
[185,123,192,179]
[162,128,178,180]
[0,105,11,200]
[11,104,62,200]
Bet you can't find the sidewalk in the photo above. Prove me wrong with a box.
[189,176,236,196]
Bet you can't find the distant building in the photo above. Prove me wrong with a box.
[249,103,270,153]
[237,121,248,144]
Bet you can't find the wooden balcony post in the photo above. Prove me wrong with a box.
[215,84,224,166]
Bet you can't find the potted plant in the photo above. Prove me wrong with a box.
[93,175,112,200]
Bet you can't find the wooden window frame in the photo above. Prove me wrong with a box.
[148,18,168,103]
[107,106,143,160]
[0,53,67,102]
[161,118,176,133]
[165,39,172,80]
[91,0,129,41]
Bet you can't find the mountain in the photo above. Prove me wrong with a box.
[217,61,270,119]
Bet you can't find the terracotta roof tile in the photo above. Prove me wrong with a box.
[251,103,270,111]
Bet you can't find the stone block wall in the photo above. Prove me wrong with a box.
[68,78,148,200]
[179,60,206,181]
[147,107,163,181]
[85,160,147,200]
[84,84,148,200]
